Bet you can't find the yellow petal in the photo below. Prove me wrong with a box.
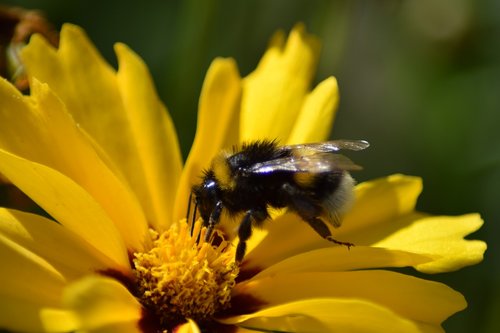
[0,230,64,305]
[0,78,150,252]
[250,246,432,280]
[233,271,465,325]
[286,76,339,144]
[0,233,79,331]
[340,174,423,235]
[0,294,78,332]
[74,321,142,333]
[174,57,242,221]
[374,213,486,273]
[232,328,262,333]
[243,212,319,270]
[21,24,179,231]
[0,208,118,280]
[240,23,321,142]
[175,319,201,333]
[0,149,129,269]
[115,43,183,230]
[220,298,436,333]
[40,308,79,332]
[21,25,127,165]
[63,275,142,332]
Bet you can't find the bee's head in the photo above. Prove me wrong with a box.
[192,172,220,223]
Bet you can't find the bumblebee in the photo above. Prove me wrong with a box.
[189,139,369,263]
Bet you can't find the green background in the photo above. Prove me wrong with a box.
[1,0,498,332]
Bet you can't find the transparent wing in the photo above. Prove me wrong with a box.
[246,152,363,175]
[277,139,369,155]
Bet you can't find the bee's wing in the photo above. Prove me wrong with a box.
[246,152,362,175]
[277,139,370,155]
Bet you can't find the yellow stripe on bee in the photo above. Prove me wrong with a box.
[212,152,236,190]
[293,172,316,187]
[290,148,317,187]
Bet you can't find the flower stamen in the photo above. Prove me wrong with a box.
[133,221,239,328]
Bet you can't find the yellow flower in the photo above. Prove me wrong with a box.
[0,23,486,333]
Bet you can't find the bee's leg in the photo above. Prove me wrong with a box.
[236,208,267,263]
[284,187,353,248]
[204,201,223,242]
[304,217,353,248]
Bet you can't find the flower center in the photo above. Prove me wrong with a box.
[133,221,239,328]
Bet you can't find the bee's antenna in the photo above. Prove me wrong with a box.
[187,191,193,223]
[187,191,199,237]
[192,201,198,237]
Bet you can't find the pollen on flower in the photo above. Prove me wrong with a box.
[133,220,239,327]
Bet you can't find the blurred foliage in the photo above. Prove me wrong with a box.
[1,0,499,332]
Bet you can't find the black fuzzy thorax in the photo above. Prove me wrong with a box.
[228,140,287,170]
[224,141,291,213]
